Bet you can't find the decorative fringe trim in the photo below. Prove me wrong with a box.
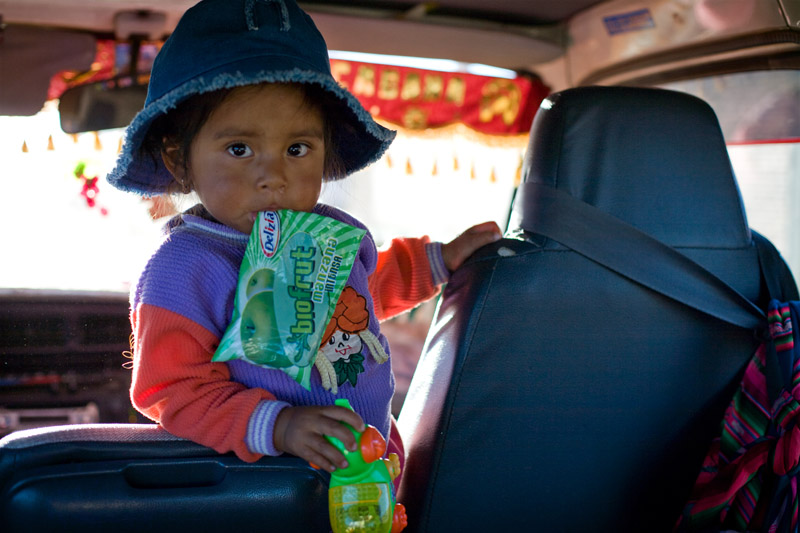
[361,329,389,364]
[314,352,338,394]
[375,118,529,149]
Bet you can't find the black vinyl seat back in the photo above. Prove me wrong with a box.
[0,424,330,532]
[397,86,798,532]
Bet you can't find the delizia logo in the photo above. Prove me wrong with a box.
[259,211,280,258]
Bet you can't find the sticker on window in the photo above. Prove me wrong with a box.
[603,8,655,35]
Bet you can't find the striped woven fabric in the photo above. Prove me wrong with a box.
[678,301,799,532]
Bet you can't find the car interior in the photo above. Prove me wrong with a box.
[1,0,799,531]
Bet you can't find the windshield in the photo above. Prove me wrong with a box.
[4,65,798,293]
[0,112,523,293]
[0,103,163,293]
[660,69,800,278]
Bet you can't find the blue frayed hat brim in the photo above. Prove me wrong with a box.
[107,64,395,195]
[106,0,395,196]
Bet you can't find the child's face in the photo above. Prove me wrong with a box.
[170,84,325,234]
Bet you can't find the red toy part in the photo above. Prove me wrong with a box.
[360,425,386,463]
[392,502,408,532]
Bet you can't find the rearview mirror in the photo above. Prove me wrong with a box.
[59,81,147,133]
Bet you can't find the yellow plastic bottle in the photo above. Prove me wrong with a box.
[325,399,407,533]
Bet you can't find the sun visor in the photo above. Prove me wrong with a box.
[0,24,96,116]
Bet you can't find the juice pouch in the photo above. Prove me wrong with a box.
[213,210,365,390]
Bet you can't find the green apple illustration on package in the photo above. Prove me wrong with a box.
[213,210,365,390]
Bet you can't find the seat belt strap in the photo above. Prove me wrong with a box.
[515,182,765,330]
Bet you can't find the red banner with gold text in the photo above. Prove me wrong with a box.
[49,44,549,136]
[331,59,549,135]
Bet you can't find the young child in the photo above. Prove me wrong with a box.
[108,0,501,475]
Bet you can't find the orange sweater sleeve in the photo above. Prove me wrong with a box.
[130,303,277,462]
[368,236,442,321]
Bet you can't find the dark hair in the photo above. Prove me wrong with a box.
[138,82,346,192]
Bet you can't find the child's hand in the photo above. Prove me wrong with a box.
[273,405,366,472]
[441,221,502,272]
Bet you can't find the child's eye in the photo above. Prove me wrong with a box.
[287,143,309,157]
[227,143,253,158]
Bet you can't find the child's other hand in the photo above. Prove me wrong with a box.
[441,221,502,272]
[273,405,366,472]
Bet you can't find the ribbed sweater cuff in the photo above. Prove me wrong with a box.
[245,399,292,456]
[426,241,450,286]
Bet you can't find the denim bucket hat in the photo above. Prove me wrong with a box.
[107,0,396,195]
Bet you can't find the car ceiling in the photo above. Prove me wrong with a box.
[0,0,605,66]
[0,0,603,28]
[0,0,604,116]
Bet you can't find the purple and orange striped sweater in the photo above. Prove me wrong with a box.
[129,203,445,463]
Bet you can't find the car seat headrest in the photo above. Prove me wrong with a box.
[509,86,751,248]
